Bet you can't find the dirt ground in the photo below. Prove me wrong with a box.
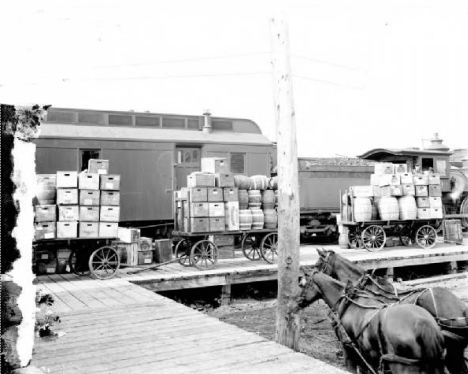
[207,277,468,371]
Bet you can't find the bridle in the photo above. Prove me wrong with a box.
[316,250,336,276]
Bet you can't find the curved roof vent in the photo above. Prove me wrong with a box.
[202,110,212,134]
[425,133,450,151]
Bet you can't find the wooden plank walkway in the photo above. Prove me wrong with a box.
[33,275,347,374]
[119,241,468,292]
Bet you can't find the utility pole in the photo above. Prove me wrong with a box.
[270,16,301,350]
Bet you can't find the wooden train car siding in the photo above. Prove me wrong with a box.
[35,108,274,223]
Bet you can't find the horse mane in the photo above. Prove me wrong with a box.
[327,250,365,279]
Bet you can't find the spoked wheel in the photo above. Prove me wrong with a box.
[175,239,191,267]
[88,246,120,280]
[415,225,437,249]
[69,249,91,276]
[260,233,278,264]
[241,233,262,261]
[361,225,386,251]
[190,240,218,270]
[348,229,363,249]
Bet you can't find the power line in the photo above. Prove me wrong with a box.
[93,52,269,69]
[293,74,364,90]
[291,54,362,71]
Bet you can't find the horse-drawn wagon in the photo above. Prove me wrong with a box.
[340,187,443,251]
[172,193,278,270]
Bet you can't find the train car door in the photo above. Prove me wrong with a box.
[175,147,201,190]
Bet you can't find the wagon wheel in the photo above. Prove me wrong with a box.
[260,232,278,264]
[190,240,218,270]
[415,225,437,249]
[348,228,363,249]
[69,249,91,276]
[399,226,413,247]
[361,225,386,251]
[241,233,262,261]
[175,239,191,267]
[88,246,120,280]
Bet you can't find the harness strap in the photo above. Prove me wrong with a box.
[442,329,466,342]
[381,354,421,366]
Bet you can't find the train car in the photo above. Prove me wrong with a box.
[359,134,468,228]
[35,107,274,237]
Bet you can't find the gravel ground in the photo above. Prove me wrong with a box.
[207,275,468,370]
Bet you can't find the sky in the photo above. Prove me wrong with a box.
[1,0,467,157]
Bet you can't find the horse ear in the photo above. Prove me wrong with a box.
[316,248,324,257]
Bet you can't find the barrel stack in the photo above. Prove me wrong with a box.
[344,162,445,247]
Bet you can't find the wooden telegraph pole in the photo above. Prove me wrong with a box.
[270,17,301,350]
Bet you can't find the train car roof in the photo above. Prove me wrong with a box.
[38,123,273,146]
[359,147,453,161]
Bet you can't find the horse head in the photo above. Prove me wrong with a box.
[296,269,323,311]
[315,248,336,277]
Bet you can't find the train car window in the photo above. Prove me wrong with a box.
[162,117,185,129]
[231,153,245,174]
[187,119,199,129]
[421,158,434,172]
[109,114,133,126]
[80,149,101,171]
[136,116,160,126]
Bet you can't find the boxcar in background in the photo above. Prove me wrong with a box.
[35,107,274,237]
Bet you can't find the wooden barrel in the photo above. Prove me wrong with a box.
[234,175,251,190]
[239,209,253,230]
[353,197,372,222]
[262,190,275,209]
[250,209,264,229]
[398,196,417,220]
[248,190,262,209]
[378,196,399,220]
[250,175,269,190]
[238,189,249,210]
[269,176,278,190]
[263,209,278,229]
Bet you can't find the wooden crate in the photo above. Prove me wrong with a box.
[138,250,154,265]
[36,260,57,275]
[429,185,442,197]
[209,203,224,217]
[187,172,215,188]
[35,205,56,222]
[224,202,239,231]
[99,222,118,237]
[154,239,172,263]
[400,173,413,184]
[207,188,224,202]
[390,185,403,197]
[416,197,430,208]
[413,174,429,186]
[185,202,209,218]
[57,189,78,205]
[429,197,442,209]
[57,221,78,238]
[402,184,415,196]
[100,175,120,190]
[217,245,235,259]
[100,206,120,222]
[415,186,428,197]
[209,217,225,232]
[431,208,443,219]
[79,190,100,205]
[34,222,56,240]
[79,206,100,222]
[117,227,141,243]
[187,187,208,202]
[428,173,441,185]
[201,157,229,174]
[88,159,109,174]
[79,173,100,190]
[100,191,120,206]
[37,174,56,188]
[139,237,153,251]
[58,206,79,221]
[189,218,209,233]
[79,222,99,238]
[223,188,238,202]
[56,171,78,188]
[417,208,431,219]
[112,241,139,266]
[215,173,235,188]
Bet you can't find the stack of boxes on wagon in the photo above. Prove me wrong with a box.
[178,157,239,233]
[34,159,121,240]
[348,162,443,222]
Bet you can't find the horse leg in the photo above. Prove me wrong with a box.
[444,342,468,374]
[342,346,360,374]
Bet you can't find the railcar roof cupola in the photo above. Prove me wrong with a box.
[202,109,212,134]
[425,133,450,151]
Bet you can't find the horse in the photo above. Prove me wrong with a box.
[296,270,446,374]
[315,248,468,374]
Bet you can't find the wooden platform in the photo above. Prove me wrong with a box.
[119,240,468,293]
[33,274,347,374]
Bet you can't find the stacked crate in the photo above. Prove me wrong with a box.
[114,227,140,266]
[353,162,444,220]
[57,171,79,238]
[35,174,57,241]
